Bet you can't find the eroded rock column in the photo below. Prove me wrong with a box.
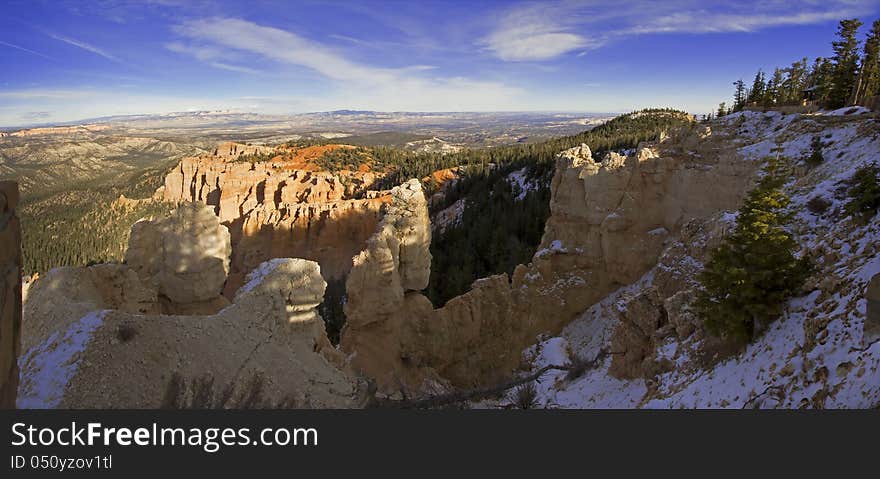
[0,181,22,408]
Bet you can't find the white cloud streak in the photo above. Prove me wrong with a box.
[480,3,598,61]
[0,89,96,100]
[48,33,122,63]
[625,8,866,34]
[165,42,260,74]
[483,0,876,62]
[169,18,524,111]
[0,41,54,61]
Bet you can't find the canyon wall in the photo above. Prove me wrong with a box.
[0,181,21,407]
[342,124,757,393]
[161,143,389,294]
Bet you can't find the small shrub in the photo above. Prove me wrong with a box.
[565,355,591,381]
[116,324,138,342]
[514,382,538,409]
[843,162,880,222]
[805,136,824,168]
[806,196,831,215]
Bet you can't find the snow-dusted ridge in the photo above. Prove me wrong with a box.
[502,109,880,409]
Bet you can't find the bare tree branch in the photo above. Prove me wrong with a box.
[370,350,609,409]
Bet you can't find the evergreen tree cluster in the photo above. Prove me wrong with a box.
[696,158,812,344]
[722,18,880,115]
[426,163,552,305]
[20,164,174,276]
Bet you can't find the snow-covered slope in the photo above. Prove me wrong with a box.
[509,109,880,409]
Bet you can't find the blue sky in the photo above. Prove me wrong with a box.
[1,0,879,126]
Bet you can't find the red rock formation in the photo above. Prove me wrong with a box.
[161,142,391,294]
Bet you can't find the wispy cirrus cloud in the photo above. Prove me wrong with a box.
[0,40,54,61]
[168,17,524,111]
[165,42,261,74]
[625,8,868,34]
[0,88,96,100]
[173,18,398,83]
[479,2,599,61]
[482,0,877,62]
[47,33,122,63]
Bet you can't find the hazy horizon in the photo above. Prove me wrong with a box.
[2,0,879,125]
[0,108,629,130]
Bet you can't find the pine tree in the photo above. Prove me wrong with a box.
[856,19,880,102]
[829,18,863,108]
[748,70,766,105]
[696,157,812,344]
[717,102,728,117]
[733,79,747,111]
[766,68,785,106]
[816,57,836,104]
[782,58,809,104]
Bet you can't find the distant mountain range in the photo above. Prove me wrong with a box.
[1,109,619,132]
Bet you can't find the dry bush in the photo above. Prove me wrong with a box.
[116,324,138,343]
[160,372,301,409]
[565,354,591,381]
[514,382,538,409]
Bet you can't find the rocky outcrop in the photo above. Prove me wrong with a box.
[125,203,231,313]
[341,124,758,394]
[162,143,389,292]
[0,181,21,408]
[608,287,670,379]
[19,258,355,408]
[340,180,437,391]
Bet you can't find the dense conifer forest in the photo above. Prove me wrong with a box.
[20,162,175,276]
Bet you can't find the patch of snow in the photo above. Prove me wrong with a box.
[238,258,289,294]
[823,106,870,117]
[432,198,466,233]
[507,167,540,201]
[17,310,107,409]
[719,211,738,225]
[534,239,570,259]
